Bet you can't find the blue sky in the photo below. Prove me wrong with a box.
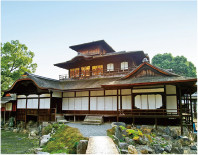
[2,1,197,79]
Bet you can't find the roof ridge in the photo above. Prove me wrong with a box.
[25,72,59,82]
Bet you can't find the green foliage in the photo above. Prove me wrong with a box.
[152,53,197,77]
[1,40,37,95]
[133,136,140,141]
[52,123,60,129]
[126,129,143,137]
[107,127,115,138]
[145,134,152,143]
[42,124,53,135]
[42,125,88,154]
[151,133,156,137]
[119,125,126,131]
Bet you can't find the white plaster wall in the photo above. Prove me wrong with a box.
[166,96,177,113]
[28,94,38,98]
[17,99,26,108]
[105,90,117,95]
[121,89,131,95]
[52,92,62,97]
[63,92,75,97]
[17,95,26,98]
[166,85,176,94]
[76,91,89,97]
[40,94,50,97]
[133,88,164,93]
[91,90,104,96]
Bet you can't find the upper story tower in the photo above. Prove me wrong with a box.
[54,40,149,80]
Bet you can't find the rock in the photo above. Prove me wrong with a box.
[138,137,147,145]
[189,132,197,142]
[115,126,124,141]
[42,122,49,127]
[22,129,28,134]
[120,149,128,154]
[13,129,18,133]
[30,130,38,137]
[34,148,43,154]
[77,140,88,154]
[121,129,128,137]
[37,152,50,154]
[58,120,69,124]
[162,134,171,141]
[126,125,132,129]
[118,142,128,150]
[112,135,119,145]
[153,144,164,154]
[190,145,197,150]
[170,128,180,139]
[164,126,171,135]
[164,145,172,153]
[40,134,51,146]
[125,137,135,145]
[111,122,126,128]
[140,146,154,154]
[128,145,138,154]
[179,136,192,146]
[171,147,184,154]
[141,125,153,134]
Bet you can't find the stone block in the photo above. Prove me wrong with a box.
[128,145,138,154]
[77,140,88,154]
[118,142,128,150]
[111,122,126,128]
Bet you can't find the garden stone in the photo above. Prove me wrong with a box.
[34,148,43,154]
[112,135,119,145]
[37,152,50,154]
[115,126,124,141]
[30,130,37,137]
[111,122,126,128]
[171,147,184,154]
[164,126,171,135]
[125,137,135,145]
[162,134,171,141]
[9,117,14,127]
[120,149,128,154]
[140,146,154,154]
[118,142,128,150]
[164,145,172,153]
[22,129,28,134]
[77,140,88,154]
[58,120,69,124]
[170,128,180,139]
[42,122,49,127]
[153,144,164,154]
[13,128,18,133]
[128,145,138,154]
[179,136,191,146]
[40,134,51,146]
[126,125,131,129]
[138,137,147,145]
[141,125,152,134]
[121,129,128,137]
[190,145,197,150]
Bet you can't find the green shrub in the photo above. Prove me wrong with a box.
[107,127,115,138]
[42,124,53,135]
[52,123,60,129]
[126,129,143,137]
[42,125,88,154]
[119,125,126,131]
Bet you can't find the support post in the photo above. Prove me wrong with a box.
[38,95,40,125]
[25,95,28,129]
[50,91,52,122]
[190,90,193,131]
[88,90,90,114]
[178,86,183,135]
[120,89,122,113]
[155,118,157,130]
[117,89,119,122]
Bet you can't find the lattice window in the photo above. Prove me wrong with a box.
[121,62,128,70]
[107,63,114,71]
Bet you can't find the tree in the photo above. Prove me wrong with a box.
[1,40,37,93]
[152,53,197,77]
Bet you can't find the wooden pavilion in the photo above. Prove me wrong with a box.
[3,40,197,133]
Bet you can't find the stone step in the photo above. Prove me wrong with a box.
[83,115,103,125]
[86,136,119,154]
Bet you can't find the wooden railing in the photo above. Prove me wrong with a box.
[59,67,136,80]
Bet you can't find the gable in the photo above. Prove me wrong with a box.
[124,62,177,79]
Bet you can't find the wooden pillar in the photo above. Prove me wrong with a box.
[117,89,119,122]
[163,85,167,110]
[38,95,40,124]
[50,91,52,122]
[155,118,158,130]
[131,88,133,115]
[88,90,90,114]
[25,95,28,129]
[190,90,193,131]
[120,89,122,113]
[15,97,18,126]
[178,86,183,135]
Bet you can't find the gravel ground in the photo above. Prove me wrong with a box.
[66,122,112,137]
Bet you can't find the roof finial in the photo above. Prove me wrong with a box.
[142,57,149,63]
